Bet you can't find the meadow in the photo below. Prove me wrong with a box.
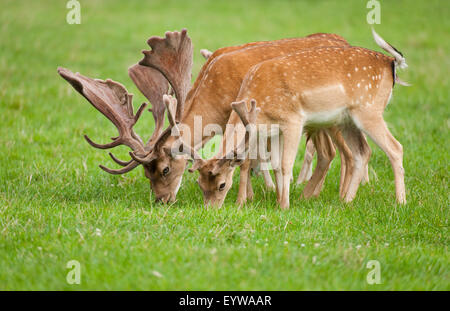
[0,0,448,290]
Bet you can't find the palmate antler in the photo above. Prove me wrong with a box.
[129,29,194,164]
[58,29,193,175]
[58,67,149,174]
[139,28,193,121]
[128,64,168,149]
[58,64,171,174]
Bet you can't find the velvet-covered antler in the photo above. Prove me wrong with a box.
[232,99,260,127]
[128,64,168,149]
[139,29,193,121]
[58,67,147,174]
[129,29,194,164]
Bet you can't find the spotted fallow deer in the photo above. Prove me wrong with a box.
[134,30,372,203]
[58,30,363,204]
[187,29,408,209]
[199,45,370,190]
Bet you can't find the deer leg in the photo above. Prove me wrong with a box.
[274,169,283,203]
[360,135,371,185]
[260,139,276,190]
[280,123,303,209]
[327,127,354,199]
[247,166,254,201]
[296,138,315,184]
[271,135,283,203]
[303,130,336,198]
[262,168,275,190]
[352,114,405,203]
[340,126,371,202]
[236,160,251,206]
[311,131,336,197]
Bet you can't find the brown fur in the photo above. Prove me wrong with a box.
[143,33,356,204]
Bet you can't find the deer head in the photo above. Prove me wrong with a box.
[124,29,194,203]
[185,100,260,208]
[58,64,184,203]
[59,29,195,203]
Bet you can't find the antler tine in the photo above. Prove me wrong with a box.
[248,99,260,123]
[99,161,140,175]
[126,97,171,165]
[139,29,193,121]
[134,102,147,124]
[58,67,146,151]
[145,105,165,146]
[109,152,133,166]
[163,95,178,128]
[58,67,147,175]
[231,99,260,127]
[84,135,122,149]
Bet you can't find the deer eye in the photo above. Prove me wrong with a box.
[218,182,226,191]
[162,167,170,176]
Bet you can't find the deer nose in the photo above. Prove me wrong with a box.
[204,199,218,209]
[155,193,170,204]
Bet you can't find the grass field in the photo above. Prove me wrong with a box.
[0,0,448,290]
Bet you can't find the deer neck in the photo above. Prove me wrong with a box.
[180,87,231,149]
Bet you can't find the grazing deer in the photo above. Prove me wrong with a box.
[187,29,408,209]
[58,30,364,204]
[135,30,370,203]
[199,44,370,196]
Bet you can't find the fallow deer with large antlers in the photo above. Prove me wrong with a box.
[188,29,408,209]
[58,30,368,204]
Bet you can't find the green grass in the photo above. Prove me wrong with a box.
[0,0,449,290]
